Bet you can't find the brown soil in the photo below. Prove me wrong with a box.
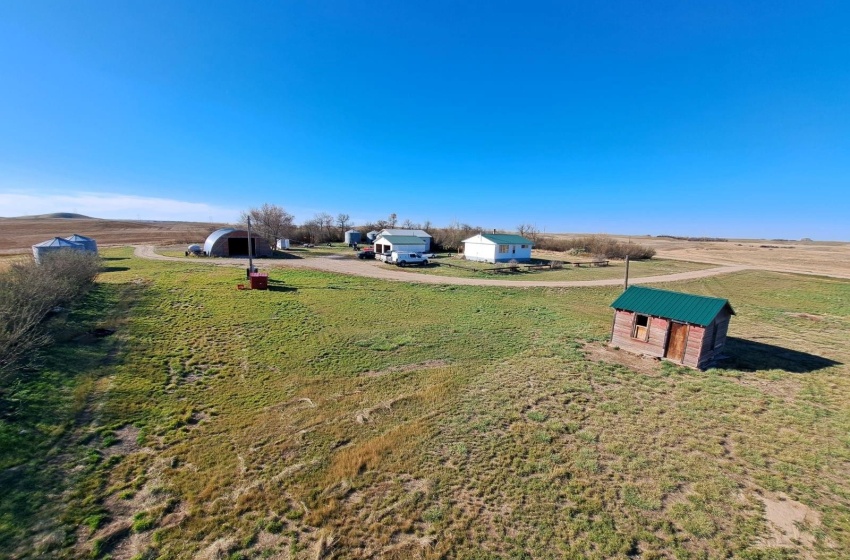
[757,492,823,559]
[0,217,222,255]
[595,235,850,279]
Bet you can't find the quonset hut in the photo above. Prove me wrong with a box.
[65,234,98,253]
[32,237,85,264]
[204,228,272,257]
[610,286,735,369]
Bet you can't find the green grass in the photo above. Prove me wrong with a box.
[1,247,849,559]
[394,256,715,281]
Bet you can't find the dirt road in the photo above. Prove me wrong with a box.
[133,245,750,287]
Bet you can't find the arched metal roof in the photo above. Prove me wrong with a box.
[204,228,236,255]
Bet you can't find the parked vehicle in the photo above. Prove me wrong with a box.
[357,249,375,260]
[385,251,429,266]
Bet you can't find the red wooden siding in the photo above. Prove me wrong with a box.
[610,308,732,370]
[611,310,669,359]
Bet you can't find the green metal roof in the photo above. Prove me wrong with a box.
[376,235,427,245]
[480,234,534,245]
[611,286,734,327]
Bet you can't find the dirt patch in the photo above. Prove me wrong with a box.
[102,425,142,457]
[786,312,825,321]
[757,493,822,558]
[582,342,664,376]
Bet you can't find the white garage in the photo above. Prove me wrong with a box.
[373,234,427,257]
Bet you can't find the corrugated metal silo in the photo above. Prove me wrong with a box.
[344,230,362,245]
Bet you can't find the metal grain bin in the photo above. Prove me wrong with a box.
[32,237,85,264]
[344,230,362,246]
[65,234,98,253]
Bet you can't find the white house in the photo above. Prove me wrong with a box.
[462,233,534,263]
[373,234,427,256]
[377,229,432,251]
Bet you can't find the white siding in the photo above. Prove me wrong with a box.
[495,244,532,262]
[373,236,426,255]
[462,234,498,263]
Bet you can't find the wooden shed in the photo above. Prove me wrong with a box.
[610,286,735,369]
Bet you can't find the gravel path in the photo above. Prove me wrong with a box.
[133,245,750,287]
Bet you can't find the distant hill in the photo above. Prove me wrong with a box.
[7,212,96,220]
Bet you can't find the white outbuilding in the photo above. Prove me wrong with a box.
[377,229,432,251]
[461,233,534,263]
[373,234,427,257]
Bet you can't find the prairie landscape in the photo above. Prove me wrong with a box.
[1,222,849,559]
[0,215,221,256]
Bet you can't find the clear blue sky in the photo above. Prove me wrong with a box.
[0,1,847,239]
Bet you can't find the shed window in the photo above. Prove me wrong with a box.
[632,314,650,340]
[498,245,509,253]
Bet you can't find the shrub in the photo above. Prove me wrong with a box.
[0,250,101,381]
[535,235,655,260]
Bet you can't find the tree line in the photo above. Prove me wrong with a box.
[239,203,654,258]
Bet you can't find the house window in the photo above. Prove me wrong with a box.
[498,245,509,253]
[632,314,650,340]
[521,244,528,248]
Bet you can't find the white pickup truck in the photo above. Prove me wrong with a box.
[378,251,429,266]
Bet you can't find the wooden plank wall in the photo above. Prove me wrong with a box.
[612,309,732,369]
[696,311,732,369]
[611,310,670,358]
[682,326,705,368]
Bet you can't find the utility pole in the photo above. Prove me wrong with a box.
[247,215,254,277]
[624,255,630,291]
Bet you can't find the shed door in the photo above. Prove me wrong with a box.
[665,322,688,362]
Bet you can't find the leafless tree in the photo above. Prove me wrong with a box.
[240,203,295,247]
[422,219,432,232]
[314,212,335,241]
[401,219,419,229]
[387,213,398,228]
[336,213,351,237]
[517,223,539,242]
[301,218,321,243]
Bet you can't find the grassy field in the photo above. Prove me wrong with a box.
[159,244,358,259]
[394,257,716,282]
[1,248,849,559]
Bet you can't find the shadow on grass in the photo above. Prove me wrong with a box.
[102,257,128,261]
[0,281,134,552]
[267,285,297,292]
[103,266,130,272]
[717,337,841,373]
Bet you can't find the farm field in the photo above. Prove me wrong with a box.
[0,216,221,256]
[2,247,849,559]
[541,236,850,280]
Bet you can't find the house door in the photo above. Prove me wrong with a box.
[665,322,688,362]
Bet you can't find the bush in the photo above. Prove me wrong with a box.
[0,250,101,381]
[535,235,655,260]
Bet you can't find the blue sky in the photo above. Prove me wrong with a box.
[0,1,848,239]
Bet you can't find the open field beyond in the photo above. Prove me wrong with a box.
[0,217,221,256]
[2,247,849,559]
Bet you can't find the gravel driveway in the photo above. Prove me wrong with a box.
[133,245,749,287]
